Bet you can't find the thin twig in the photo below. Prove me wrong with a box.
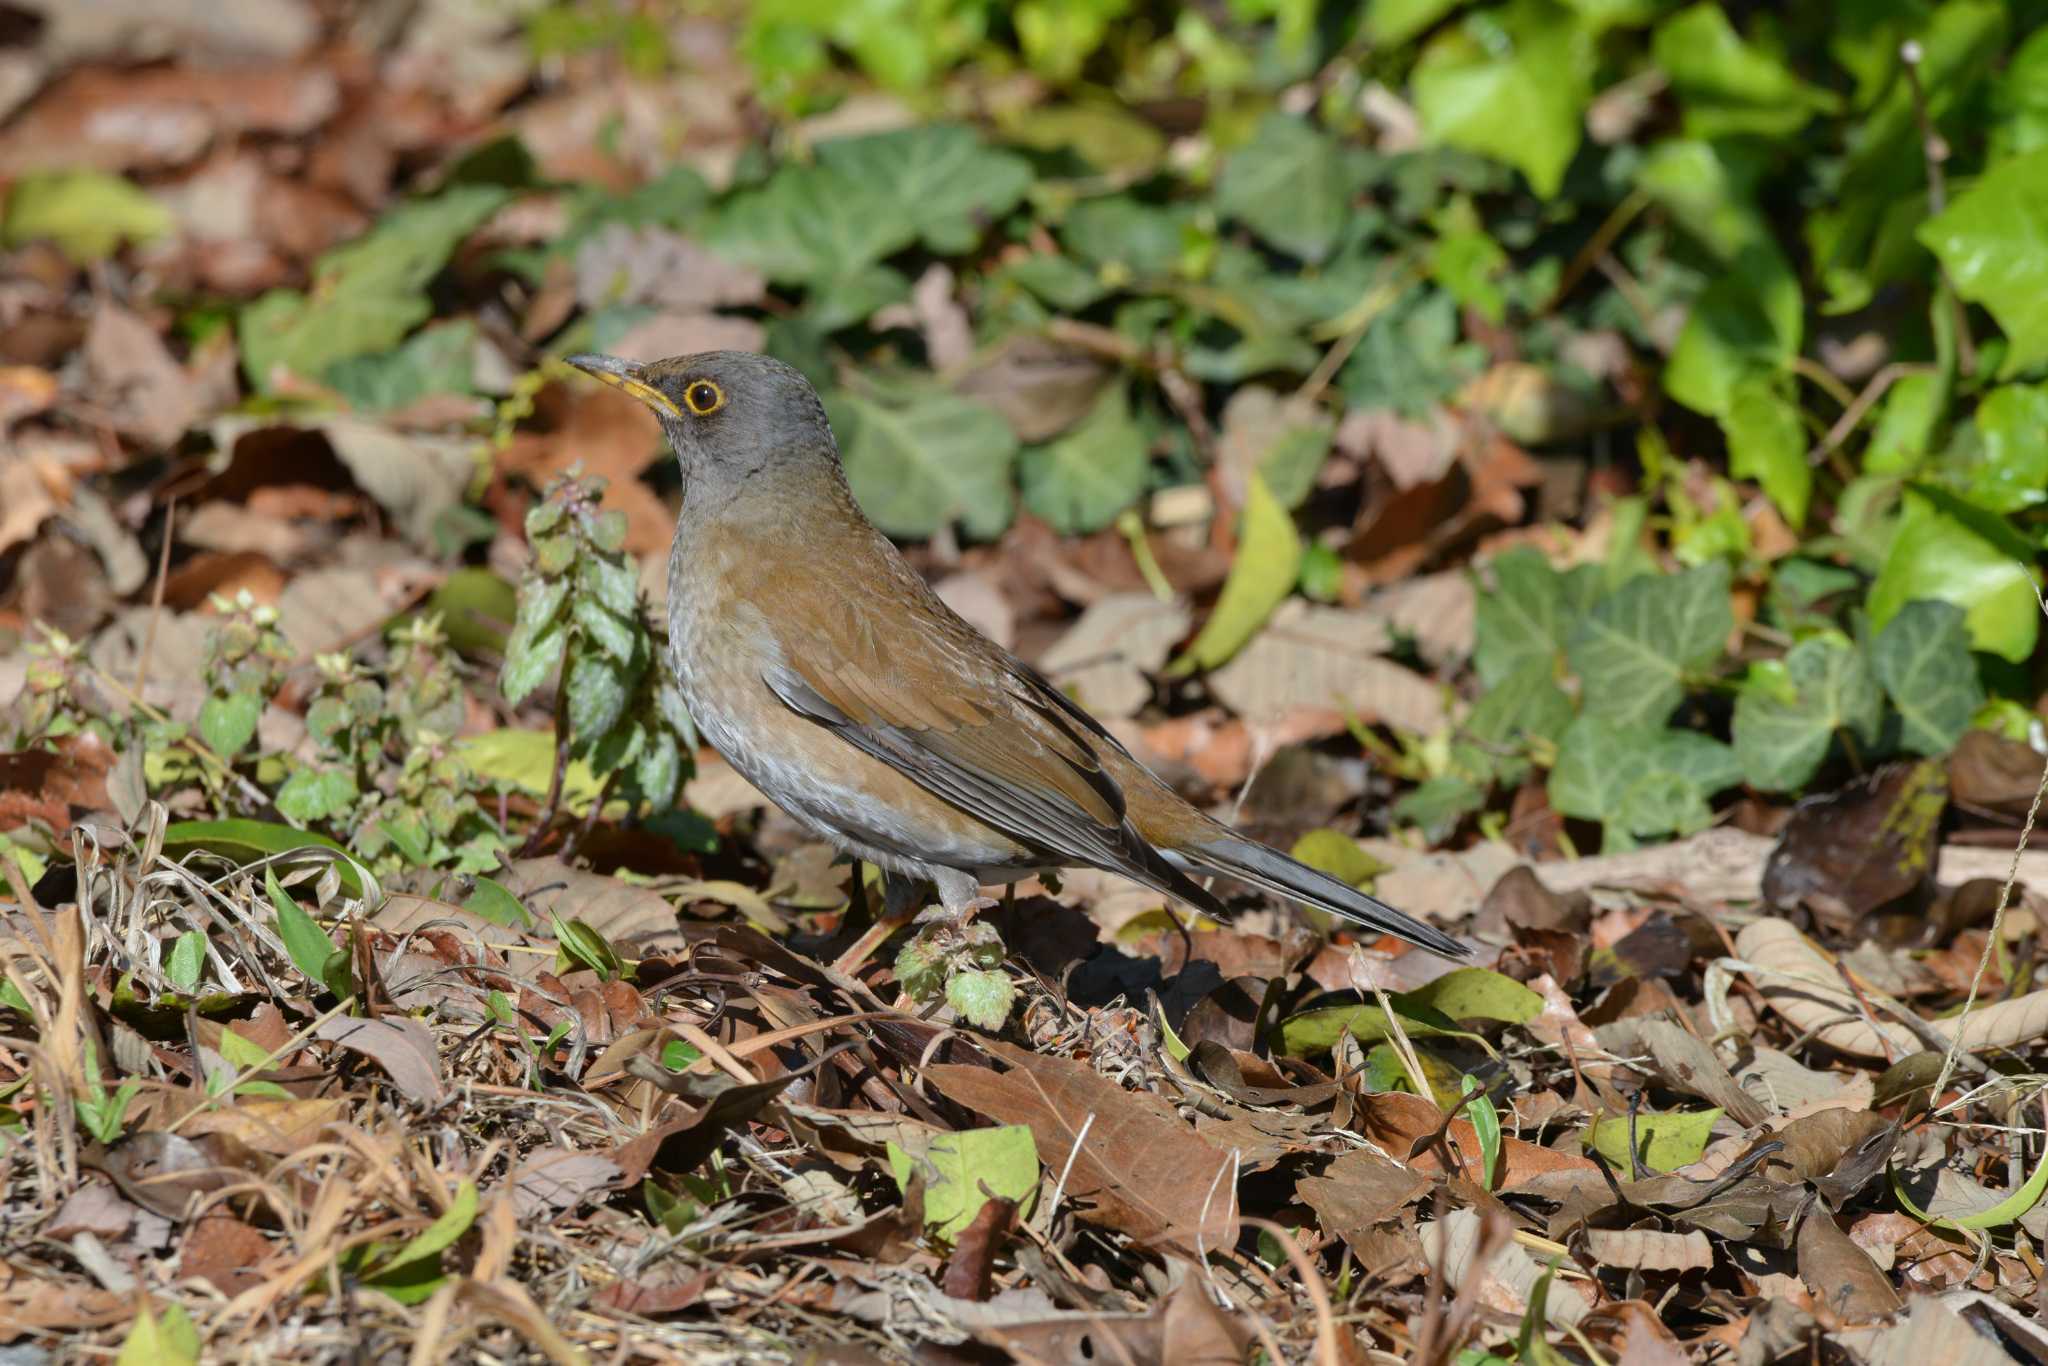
[1900,39,1978,377]
[134,495,176,700]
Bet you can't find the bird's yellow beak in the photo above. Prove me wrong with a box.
[564,353,682,419]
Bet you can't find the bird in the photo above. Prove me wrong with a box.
[564,350,1466,963]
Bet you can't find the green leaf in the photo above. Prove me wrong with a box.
[456,729,606,811]
[1566,560,1733,729]
[1893,1147,2048,1232]
[166,931,207,991]
[461,876,532,929]
[1731,634,1884,791]
[265,868,351,999]
[1169,472,1301,674]
[1277,997,1474,1056]
[1865,371,1947,476]
[162,821,360,895]
[1463,1075,1501,1192]
[1720,380,1812,529]
[500,618,568,705]
[1920,146,2048,378]
[1216,112,1373,264]
[115,1301,200,1366]
[1868,600,1986,756]
[572,597,636,662]
[1550,717,1742,849]
[887,1125,1038,1241]
[706,161,913,324]
[1869,497,2040,663]
[1664,268,1802,416]
[579,552,642,619]
[198,691,263,758]
[565,645,632,742]
[1017,383,1149,534]
[552,914,624,981]
[945,968,1018,1030]
[1405,968,1544,1024]
[1472,550,1575,687]
[1014,0,1127,80]
[237,186,509,390]
[830,389,1019,540]
[1365,0,1466,46]
[1584,1108,1721,1174]
[1413,0,1591,198]
[1391,777,1487,840]
[1653,3,1837,139]
[275,766,360,824]
[1338,286,1486,419]
[363,1180,478,1303]
[1287,830,1390,888]
[325,321,477,412]
[816,125,1031,255]
[1061,196,1196,278]
[1961,383,2048,514]
[3,171,172,263]
[1456,658,1573,786]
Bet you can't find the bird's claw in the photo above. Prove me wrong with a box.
[913,895,999,928]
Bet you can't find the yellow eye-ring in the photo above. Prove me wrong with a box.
[683,379,725,415]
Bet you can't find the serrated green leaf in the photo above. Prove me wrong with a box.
[1017,383,1149,534]
[1413,0,1591,198]
[572,597,636,662]
[1566,561,1733,730]
[1920,146,2048,378]
[1731,634,1884,791]
[945,968,1017,1030]
[1170,472,1301,674]
[275,766,360,824]
[1868,600,1986,756]
[887,1125,1038,1241]
[4,171,172,263]
[579,552,641,618]
[1217,112,1374,264]
[499,618,567,705]
[830,389,1018,540]
[515,574,572,635]
[1584,1107,1720,1174]
[1550,716,1742,849]
[816,125,1031,255]
[565,644,632,741]
[198,691,263,758]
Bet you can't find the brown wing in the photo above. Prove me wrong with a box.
[760,616,1225,915]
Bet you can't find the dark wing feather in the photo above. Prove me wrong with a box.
[763,655,1226,917]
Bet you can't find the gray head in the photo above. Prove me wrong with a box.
[564,351,840,504]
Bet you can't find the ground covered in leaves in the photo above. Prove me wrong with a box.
[4,0,2048,1361]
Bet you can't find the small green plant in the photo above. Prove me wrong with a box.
[895,921,1017,1030]
[501,471,695,846]
[73,1040,141,1144]
[197,590,292,764]
[9,626,104,747]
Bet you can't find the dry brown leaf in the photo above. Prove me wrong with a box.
[1593,1018,1768,1127]
[923,1041,1238,1253]
[1582,1226,1713,1272]
[496,857,684,957]
[1036,592,1190,719]
[507,1149,623,1219]
[1294,1147,1431,1257]
[1421,1207,1591,1328]
[1206,599,1446,736]
[952,332,1110,443]
[314,1015,446,1106]
[83,302,204,448]
[1795,1209,1901,1322]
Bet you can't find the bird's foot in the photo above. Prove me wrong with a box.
[912,895,999,928]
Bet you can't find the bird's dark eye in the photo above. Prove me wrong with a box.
[683,379,725,416]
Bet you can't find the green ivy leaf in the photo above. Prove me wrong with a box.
[1216,112,1374,264]
[1720,379,1812,529]
[1961,383,2048,514]
[1338,286,1486,419]
[276,767,361,825]
[1018,383,1150,534]
[1391,777,1487,841]
[816,125,1032,255]
[1456,658,1573,786]
[705,160,913,291]
[1868,600,1986,756]
[830,389,1019,540]
[1473,550,1574,688]
[1566,560,1733,730]
[1169,472,1301,674]
[237,186,509,390]
[1920,146,2048,378]
[1413,0,1591,198]
[325,321,477,412]
[1653,3,1837,140]
[1061,196,1197,278]
[1731,634,1884,792]
[198,691,263,758]
[1869,496,2040,663]
[1550,716,1742,849]
[944,968,1018,1031]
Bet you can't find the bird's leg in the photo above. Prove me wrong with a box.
[831,872,926,975]
[912,868,999,927]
